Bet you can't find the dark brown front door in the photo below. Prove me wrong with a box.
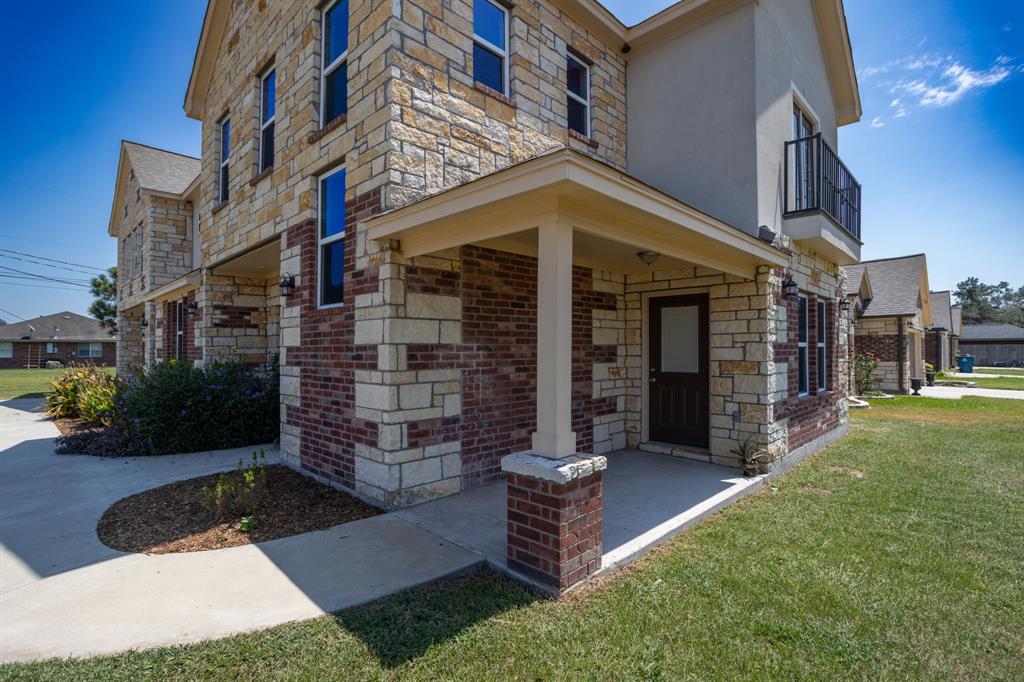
[648,294,709,448]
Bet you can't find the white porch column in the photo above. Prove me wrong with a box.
[532,221,577,457]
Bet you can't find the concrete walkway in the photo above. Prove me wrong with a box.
[949,371,1024,380]
[0,399,480,663]
[918,386,1024,401]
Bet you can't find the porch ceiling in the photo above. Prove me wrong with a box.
[365,149,788,280]
[211,239,281,279]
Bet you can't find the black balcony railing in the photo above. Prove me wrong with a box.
[784,133,861,241]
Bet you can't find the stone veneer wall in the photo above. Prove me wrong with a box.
[195,273,280,366]
[854,316,908,393]
[116,306,145,375]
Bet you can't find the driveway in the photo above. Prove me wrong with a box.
[919,386,1024,401]
[0,399,480,663]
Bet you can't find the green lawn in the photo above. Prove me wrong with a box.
[942,371,1024,391]
[974,367,1024,377]
[0,367,116,400]
[2,397,1022,680]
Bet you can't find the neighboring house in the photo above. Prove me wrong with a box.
[951,305,962,359]
[960,323,1024,366]
[0,312,114,369]
[841,255,931,393]
[926,290,956,370]
[114,0,864,591]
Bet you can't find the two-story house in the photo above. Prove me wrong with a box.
[117,0,864,591]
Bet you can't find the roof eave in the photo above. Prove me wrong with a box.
[812,0,862,126]
[184,0,230,121]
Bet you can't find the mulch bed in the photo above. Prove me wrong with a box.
[54,418,126,456]
[97,465,382,554]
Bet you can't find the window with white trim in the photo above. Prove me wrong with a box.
[321,0,349,125]
[259,69,276,172]
[798,296,809,396]
[566,53,590,137]
[473,0,509,94]
[317,166,346,307]
[175,301,184,361]
[46,342,58,354]
[0,342,12,359]
[78,342,103,358]
[817,300,827,391]
[218,117,230,203]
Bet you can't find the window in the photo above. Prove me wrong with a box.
[566,53,589,136]
[218,117,230,203]
[78,342,103,358]
[321,0,349,125]
[473,0,509,94]
[175,301,184,361]
[123,225,143,279]
[259,69,276,172]
[817,300,827,391]
[318,166,346,307]
[46,342,58,354]
[792,103,815,210]
[0,342,12,359]
[797,296,809,396]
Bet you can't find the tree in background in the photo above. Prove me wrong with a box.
[954,278,1024,327]
[89,267,117,333]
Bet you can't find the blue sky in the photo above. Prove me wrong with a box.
[1,1,1021,323]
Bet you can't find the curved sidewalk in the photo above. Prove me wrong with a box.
[0,399,480,663]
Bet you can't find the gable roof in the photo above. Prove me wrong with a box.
[107,140,201,236]
[929,290,952,331]
[951,306,962,335]
[961,323,1024,341]
[183,0,861,125]
[0,312,113,342]
[841,254,930,320]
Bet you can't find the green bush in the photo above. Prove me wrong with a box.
[201,450,268,527]
[44,366,120,425]
[117,359,279,455]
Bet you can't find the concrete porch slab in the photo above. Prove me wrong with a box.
[393,449,763,580]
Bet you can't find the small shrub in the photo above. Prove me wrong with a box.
[852,351,880,395]
[44,366,119,424]
[201,450,268,523]
[731,437,773,476]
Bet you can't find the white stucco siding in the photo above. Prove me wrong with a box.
[625,3,759,236]
[754,0,839,235]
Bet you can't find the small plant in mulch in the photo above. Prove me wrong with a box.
[201,450,268,532]
[731,437,774,477]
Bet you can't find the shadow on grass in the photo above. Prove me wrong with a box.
[333,566,541,668]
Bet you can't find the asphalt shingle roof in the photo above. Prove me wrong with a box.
[961,323,1024,341]
[0,312,113,342]
[841,255,926,318]
[951,306,962,335]
[123,142,200,195]
[929,291,952,331]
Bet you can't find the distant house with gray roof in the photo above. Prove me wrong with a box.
[0,312,114,369]
[841,254,932,393]
[926,291,956,370]
[960,323,1024,366]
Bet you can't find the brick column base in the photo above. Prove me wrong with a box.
[501,453,607,593]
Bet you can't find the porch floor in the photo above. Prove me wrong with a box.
[392,449,765,580]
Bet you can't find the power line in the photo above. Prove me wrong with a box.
[0,177,106,203]
[0,234,113,253]
[0,274,92,285]
[0,306,27,321]
[0,281,91,292]
[0,266,91,287]
[0,253,106,277]
[0,249,108,272]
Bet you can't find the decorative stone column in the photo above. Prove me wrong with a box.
[501,452,607,593]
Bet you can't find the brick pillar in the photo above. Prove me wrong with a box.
[501,453,606,593]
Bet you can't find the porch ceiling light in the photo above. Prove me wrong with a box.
[636,250,660,267]
[782,277,799,297]
[279,272,296,297]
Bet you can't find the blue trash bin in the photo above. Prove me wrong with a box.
[957,355,975,374]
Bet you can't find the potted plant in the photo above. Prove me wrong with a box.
[910,377,923,396]
[924,362,935,386]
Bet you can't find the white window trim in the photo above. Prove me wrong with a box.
[316,165,346,309]
[0,342,12,359]
[566,53,590,137]
[320,0,348,127]
[78,342,102,358]
[46,342,58,354]
[175,301,185,361]
[473,0,510,95]
[218,116,230,203]
[259,69,275,173]
[798,295,809,397]
[817,300,827,391]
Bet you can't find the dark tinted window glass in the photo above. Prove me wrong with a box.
[321,241,345,305]
[473,43,503,92]
[817,301,825,339]
[219,165,229,201]
[799,346,808,393]
[325,0,349,64]
[261,123,275,170]
[798,297,808,342]
[262,71,275,122]
[324,65,348,121]
[321,170,346,238]
[474,0,505,48]
[566,55,585,97]
[221,120,230,159]
[568,98,586,135]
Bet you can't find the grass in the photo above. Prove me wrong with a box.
[940,371,1024,391]
[0,367,115,400]
[2,397,1022,680]
[974,367,1024,377]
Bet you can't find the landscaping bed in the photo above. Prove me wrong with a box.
[97,465,381,554]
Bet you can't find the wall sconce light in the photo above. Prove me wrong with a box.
[782,277,799,297]
[186,301,199,316]
[139,318,148,334]
[839,299,852,311]
[280,272,296,297]
[636,251,660,267]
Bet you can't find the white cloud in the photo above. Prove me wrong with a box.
[897,61,1011,107]
[870,116,885,128]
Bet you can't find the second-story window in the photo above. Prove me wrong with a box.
[817,300,827,391]
[259,69,276,172]
[317,166,346,307]
[218,117,230,203]
[792,103,815,211]
[798,295,809,396]
[473,0,508,94]
[321,0,349,125]
[566,53,590,136]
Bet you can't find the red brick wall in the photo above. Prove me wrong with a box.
[856,334,899,361]
[773,285,845,452]
[0,340,115,369]
[158,293,199,363]
[506,470,603,591]
[283,188,381,492]
[404,246,618,489]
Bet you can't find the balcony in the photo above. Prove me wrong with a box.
[783,133,862,264]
